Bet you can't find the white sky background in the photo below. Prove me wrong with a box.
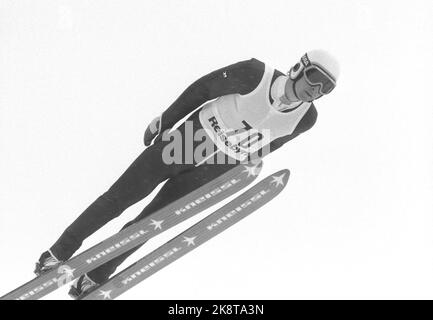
[1,0,432,300]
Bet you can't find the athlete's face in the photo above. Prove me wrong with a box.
[285,61,329,103]
[294,76,323,102]
[283,76,322,103]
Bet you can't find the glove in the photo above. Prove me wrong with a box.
[144,115,162,146]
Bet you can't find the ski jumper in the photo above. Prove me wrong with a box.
[50,58,318,283]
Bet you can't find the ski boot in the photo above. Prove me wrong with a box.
[34,250,62,276]
[68,274,99,299]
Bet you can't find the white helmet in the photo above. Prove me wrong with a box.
[289,49,340,94]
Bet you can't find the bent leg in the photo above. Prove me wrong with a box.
[87,162,237,284]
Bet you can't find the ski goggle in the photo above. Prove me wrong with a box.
[303,65,336,95]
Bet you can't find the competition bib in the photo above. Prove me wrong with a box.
[199,64,311,162]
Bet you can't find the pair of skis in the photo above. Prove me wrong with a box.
[1,162,290,300]
[81,168,289,300]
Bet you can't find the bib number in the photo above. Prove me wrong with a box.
[225,120,264,150]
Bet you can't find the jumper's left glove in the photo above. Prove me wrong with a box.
[144,115,162,146]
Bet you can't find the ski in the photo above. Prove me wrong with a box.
[80,169,289,300]
[1,162,263,300]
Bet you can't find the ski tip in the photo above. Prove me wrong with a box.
[275,168,290,179]
[267,169,290,190]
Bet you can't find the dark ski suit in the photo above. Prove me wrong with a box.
[50,58,317,283]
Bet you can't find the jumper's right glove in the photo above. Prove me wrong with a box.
[144,115,162,146]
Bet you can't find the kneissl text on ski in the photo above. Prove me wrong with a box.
[81,169,290,300]
[2,49,339,299]
[1,163,262,300]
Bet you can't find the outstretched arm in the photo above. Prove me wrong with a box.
[144,58,265,145]
[161,58,264,132]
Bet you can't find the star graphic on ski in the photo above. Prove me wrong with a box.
[62,267,76,278]
[243,164,259,178]
[270,173,286,188]
[182,236,197,247]
[149,219,164,230]
[98,289,112,300]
